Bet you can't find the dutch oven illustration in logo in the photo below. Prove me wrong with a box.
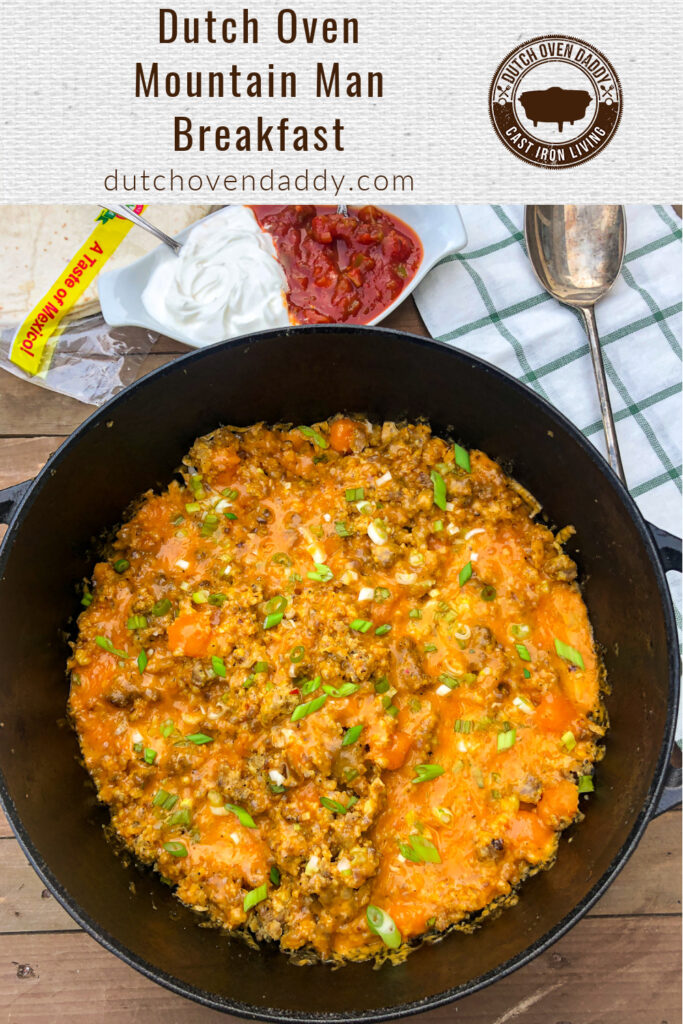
[489,35,622,168]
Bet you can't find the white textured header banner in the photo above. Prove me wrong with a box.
[0,0,680,203]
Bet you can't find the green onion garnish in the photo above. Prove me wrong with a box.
[523,668,531,679]
[298,425,328,449]
[271,552,292,567]
[412,764,445,784]
[266,595,287,614]
[225,804,257,828]
[153,789,177,809]
[186,733,213,745]
[350,618,372,633]
[454,443,471,473]
[453,719,475,733]
[243,883,268,911]
[113,558,129,573]
[95,635,128,659]
[163,841,187,857]
[212,655,226,677]
[374,676,390,694]
[374,587,391,603]
[143,747,157,764]
[81,590,93,607]
[497,728,517,751]
[307,564,333,582]
[189,474,204,497]
[160,719,175,738]
[423,643,438,653]
[439,673,461,689]
[208,593,227,605]
[323,682,359,698]
[320,795,358,815]
[270,866,281,886]
[480,585,497,602]
[375,624,392,636]
[264,612,283,630]
[222,488,239,500]
[510,623,530,639]
[289,644,306,663]
[342,724,363,747]
[345,487,365,502]
[126,614,147,630]
[223,511,237,520]
[301,676,322,695]
[409,608,422,620]
[433,520,443,533]
[168,808,191,827]
[554,638,585,669]
[335,521,352,537]
[151,598,172,616]
[185,502,200,513]
[459,562,473,586]
[366,905,402,949]
[291,693,327,722]
[399,833,441,864]
[515,643,531,662]
[578,774,594,793]
[430,469,447,511]
[137,650,148,675]
[253,661,268,674]
[561,730,577,751]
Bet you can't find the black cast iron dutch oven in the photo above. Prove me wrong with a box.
[0,326,680,1021]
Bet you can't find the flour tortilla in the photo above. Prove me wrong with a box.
[0,205,214,325]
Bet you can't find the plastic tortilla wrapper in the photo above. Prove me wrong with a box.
[0,204,213,406]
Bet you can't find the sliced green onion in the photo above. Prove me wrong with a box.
[409,608,422,620]
[291,693,327,722]
[225,803,257,828]
[186,733,213,745]
[335,521,352,537]
[400,833,441,864]
[301,676,321,695]
[189,474,204,498]
[264,612,284,630]
[554,638,585,670]
[163,841,187,857]
[523,668,531,679]
[192,590,209,604]
[208,593,227,606]
[345,487,365,502]
[454,443,471,473]
[423,643,438,653]
[266,594,287,614]
[430,469,447,511]
[160,719,175,738]
[151,598,172,616]
[497,728,517,751]
[375,624,392,636]
[350,618,372,633]
[459,561,473,586]
[439,673,461,690]
[81,590,93,607]
[320,795,358,815]
[366,904,402,949]
[323,682,359,698]
[510,623,530,639]
[480,585,497,602]
[143,747,157,764]
[253,661,268,674]
[298,425,328,449]
[185,502,201,513]
[126,614,148,630]
[95,635,128,659]
[168,808,191,827]
[515,643,531,662]
[289,644,306,663]
[271,552,292,567]
[342,724,363,747]
[374,676,390,694]
[432,519,444,532]
[412,763,445,784]
[243,883,268,911]
[153,789,174,809]
[454,719,475,733]
[222,487,239,500]
[211,655,226,677]
[113,558,129,573]
[561,730,577,751]
[223,511,237,521]
[374,587,391,603]
[578,774,594,793]
[270,866,281,886]
[307,564,334,582]
[137,650,148,675]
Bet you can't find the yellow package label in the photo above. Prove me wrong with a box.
[10,206,147,376]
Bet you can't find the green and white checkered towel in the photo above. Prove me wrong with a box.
[414,204,682,736]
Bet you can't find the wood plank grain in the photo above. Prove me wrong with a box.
[0,437,67,488]
[0,916,679,1023]
[0,809,679,934]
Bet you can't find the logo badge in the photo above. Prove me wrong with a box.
[489,35,622,169]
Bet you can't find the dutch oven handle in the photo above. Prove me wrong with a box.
[0,479,32,525]
[648,522,682,816]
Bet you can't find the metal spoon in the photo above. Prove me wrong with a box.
[100,205,183,256]
[525,204,626,482]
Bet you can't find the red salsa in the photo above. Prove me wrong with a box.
[250,205,422,325]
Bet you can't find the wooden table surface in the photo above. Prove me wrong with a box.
[0,300,680,1023]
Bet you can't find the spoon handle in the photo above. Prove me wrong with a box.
[101,205,183,256]
[580,305,626,483]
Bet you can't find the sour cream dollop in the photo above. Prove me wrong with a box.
[142,206,290,344]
